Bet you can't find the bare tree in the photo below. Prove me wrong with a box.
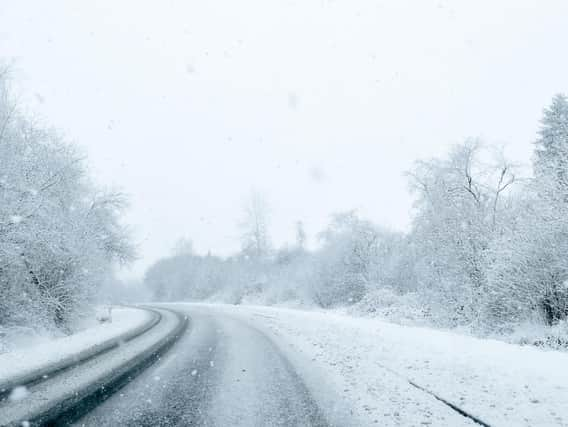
[295,220,307,251]
[239,190,271,260]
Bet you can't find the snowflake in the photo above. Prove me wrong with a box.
[10,215,23,224]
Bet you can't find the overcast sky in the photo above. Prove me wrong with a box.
[1,0,567,278]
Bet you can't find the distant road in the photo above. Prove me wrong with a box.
[75,305,329,427]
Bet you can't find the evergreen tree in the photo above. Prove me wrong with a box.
[533,94,568,200]
[523,94,568,324]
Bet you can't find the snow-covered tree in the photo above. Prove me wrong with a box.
[312,211,383,307]
[0,69,134,332]
[533,94,568,200]
[407,140,518,326]
[485,196,568,327]
[486,95,568,327]
[295,220,307,251]
[239,190,271,260]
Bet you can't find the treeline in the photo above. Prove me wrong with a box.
[146,94,568,334]
[0,69,134,334]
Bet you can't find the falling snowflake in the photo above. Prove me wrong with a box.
[9,386,29,402]
[10,215,23,224]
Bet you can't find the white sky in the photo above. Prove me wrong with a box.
[1,0,567,278]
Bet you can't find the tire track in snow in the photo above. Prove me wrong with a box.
[374,360,492,426]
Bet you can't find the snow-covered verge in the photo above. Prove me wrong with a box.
[502,319,568,350]
[0,307,152,387]
[340,287,568,353]
[0,324,60,355]
[194,303,568,427]
[0,306,111,354]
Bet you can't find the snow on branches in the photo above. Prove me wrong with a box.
[0,69,134,333]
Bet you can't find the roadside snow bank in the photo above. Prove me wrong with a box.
[197,303,568,427]
[0,306,152,387]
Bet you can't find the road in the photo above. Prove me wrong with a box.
[75,305,330,427]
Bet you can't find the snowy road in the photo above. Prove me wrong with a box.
[73,304,489,426]
[4,303,565,426]
[76,305,329,427]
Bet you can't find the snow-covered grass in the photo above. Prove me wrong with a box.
[0,306,152,387]
[0,306,116,354]
[194,303,568,427]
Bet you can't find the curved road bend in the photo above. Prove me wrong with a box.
[74,305,329,427]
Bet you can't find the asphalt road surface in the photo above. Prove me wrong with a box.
[75,305,330,427]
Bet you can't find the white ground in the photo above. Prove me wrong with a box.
[0,306,151,386]
[195,303,568,427]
